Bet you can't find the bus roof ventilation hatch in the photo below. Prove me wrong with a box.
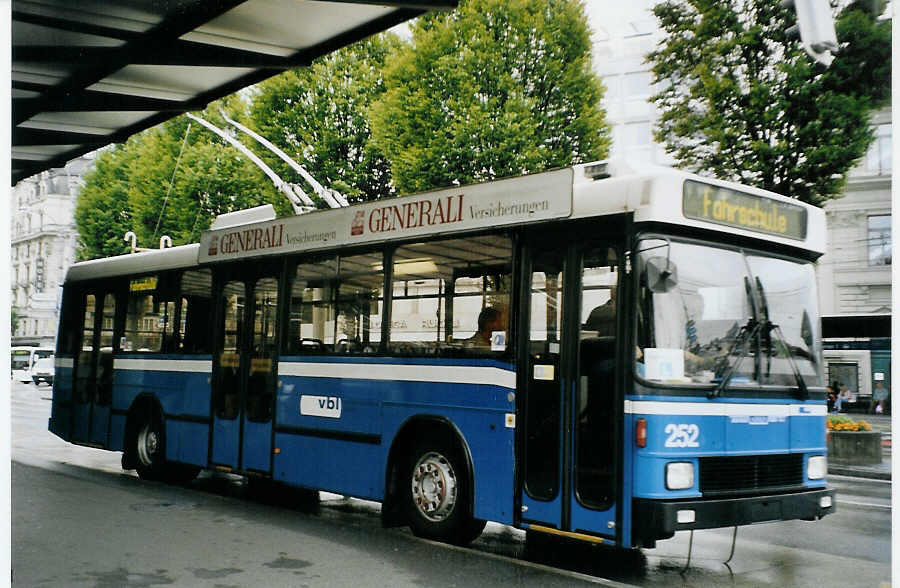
[584,162,610,180]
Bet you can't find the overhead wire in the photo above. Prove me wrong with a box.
[154,121,193,240]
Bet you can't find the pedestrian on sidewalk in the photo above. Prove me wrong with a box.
[872,381,889,414]
[839,384,852,413]
[833,382,844,413]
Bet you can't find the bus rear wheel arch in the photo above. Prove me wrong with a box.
[123,396,198,484]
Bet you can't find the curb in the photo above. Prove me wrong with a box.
[828,465,892,480]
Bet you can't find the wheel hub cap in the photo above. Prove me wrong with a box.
[137,425,158,466]
[411,452,457,522]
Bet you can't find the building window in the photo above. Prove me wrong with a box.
[868,285,891,305]
[623,71,651,100]
[623,121,651,147]
[868,215,891,266]
[865,124,892,175]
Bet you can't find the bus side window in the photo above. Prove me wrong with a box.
[180,269,213,354]
[287,257,339,355]
[124,275,177,353]
[389,235,512,356]
[334,252,383,353]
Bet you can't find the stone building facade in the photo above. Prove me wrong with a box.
[10,156,94,348]
[817,108,892,316]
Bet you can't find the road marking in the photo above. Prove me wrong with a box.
[828,474,893,484]
[835,499,891,510]
[407,534,639,587]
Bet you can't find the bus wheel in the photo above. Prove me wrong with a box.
[405,437,485,545]
[134,416,164,480]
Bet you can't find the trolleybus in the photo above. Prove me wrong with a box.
[49,161,834,548]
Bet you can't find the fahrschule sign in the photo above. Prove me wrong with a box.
[198,168,573,263]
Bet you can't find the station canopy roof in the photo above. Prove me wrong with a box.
[12,0,456,185]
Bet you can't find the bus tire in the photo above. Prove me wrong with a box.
[133,413,165,481]
[405,434,485,545]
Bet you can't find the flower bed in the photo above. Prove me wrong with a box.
[826,415,872,432]
[827,416,881,464]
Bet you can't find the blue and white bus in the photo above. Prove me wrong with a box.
[49,161,834,548]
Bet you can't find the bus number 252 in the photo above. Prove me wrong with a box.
[664,423,700,448]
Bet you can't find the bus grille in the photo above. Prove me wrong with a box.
[699,454,804,497]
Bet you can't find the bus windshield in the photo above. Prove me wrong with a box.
[11,350,30,371]
[636,238,821,389]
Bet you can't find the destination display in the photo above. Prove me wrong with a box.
[199,168,573,263]
[129,276,158,291]
[682,180,807,240]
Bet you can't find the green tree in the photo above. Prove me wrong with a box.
[248,33,403,204]
[648,0,891,205]
[75,143,138,260]
[370,0,610,194]
[75,102,291,260]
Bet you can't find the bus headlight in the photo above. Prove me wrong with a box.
[666,462,695,490]
[808,455,827,480]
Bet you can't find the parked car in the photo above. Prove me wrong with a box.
[31,355,54,386]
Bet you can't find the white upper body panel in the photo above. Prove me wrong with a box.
[63,160,825,283]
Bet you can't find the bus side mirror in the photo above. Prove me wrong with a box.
[645,256,678,293]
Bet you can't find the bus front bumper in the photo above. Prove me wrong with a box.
[632,488,836,544]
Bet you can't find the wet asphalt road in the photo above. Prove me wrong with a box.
[11,381,892,587]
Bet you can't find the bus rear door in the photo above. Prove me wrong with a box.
[72,290,117,447]
[211,273,280,475]
[520,242,620,543]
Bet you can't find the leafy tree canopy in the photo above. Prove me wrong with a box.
[648,0,891,205]
[370,0,610,194]
[248,33,403,204]
[75,100,290,260]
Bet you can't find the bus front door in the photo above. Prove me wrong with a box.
[520,244,619,543]
[211,276,279,475]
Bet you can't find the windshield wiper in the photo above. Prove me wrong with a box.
[755,277,809,400]
[709,276,759,399]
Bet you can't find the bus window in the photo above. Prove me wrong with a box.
[524,251,564,499]
[75,294,96,404]
[287,256,339,353]
[180,269,213,354]
[124,275,176,353]
[335,252,383,353]
[96,293,116,406]
[389,235,512,356]
[57,287,82,355]
[576,247,618,508]
[217,281,244,419]
[247,277,278,423]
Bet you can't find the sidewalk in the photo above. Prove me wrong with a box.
[827,411,892,480]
